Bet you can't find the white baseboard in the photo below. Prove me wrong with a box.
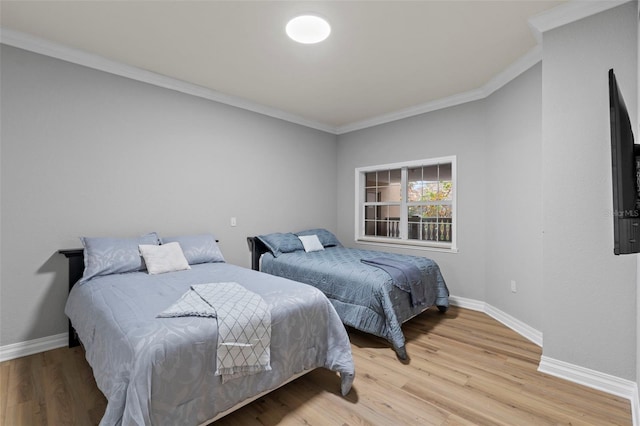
[0,333,68,362]
[449,295,543,346]
[539,355,639,426]
[484,304,543,347]
[448,295,486,312]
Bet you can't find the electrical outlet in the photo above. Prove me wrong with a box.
[230,217,237,227]
[510,280,517,293]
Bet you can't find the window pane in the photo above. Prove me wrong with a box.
[390,169,401,185]
[440,180,453,201]
[423,165,439,181]
[377,205,389,220]
[379,187,399,203]
[377,170,390,186]
[408,167,422,182]
[439,163,452,180]
[365,205,375,220]
[408,214,422,240]
[425,182,440,201]
[366,172,377,187]
[407,167,423,202]
[365,220,376,236]
[408,205,423,217]
[423,165,439,201]
[378,170,401,202]
[439,205,452,218]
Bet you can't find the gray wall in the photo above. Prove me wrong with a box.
[336,101,489,303]
[484,63,543,331]
[541,2,638,380]
[0,45,338,347]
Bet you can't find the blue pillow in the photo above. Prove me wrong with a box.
[295,228,342,247]
[257,232,304,257]
[80,232,161,283]
[161,234,225,265]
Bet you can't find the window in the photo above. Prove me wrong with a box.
[355,156,457,252]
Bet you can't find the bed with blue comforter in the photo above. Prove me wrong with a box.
[63,233,354,426]
[248,229,450,360]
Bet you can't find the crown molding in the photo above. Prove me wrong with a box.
[335,88,486,135]
[336,45,542,135]
[481,44,542,98]
[0,27,337,134]
[529,0,632,42]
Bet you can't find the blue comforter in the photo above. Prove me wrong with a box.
[65,263,354,425]
[261,247,449,353]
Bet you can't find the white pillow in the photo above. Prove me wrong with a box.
[298,235,325,253]
[139,242,191,275]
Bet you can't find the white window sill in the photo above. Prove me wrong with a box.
[355,237,459,254]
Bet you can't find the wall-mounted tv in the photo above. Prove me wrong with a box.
[609,69,639,255]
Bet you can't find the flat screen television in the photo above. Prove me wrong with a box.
[609,69,639,255]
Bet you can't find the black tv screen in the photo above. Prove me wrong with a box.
[609,69,639,255]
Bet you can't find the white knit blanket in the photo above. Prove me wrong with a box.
[158,282,271,378]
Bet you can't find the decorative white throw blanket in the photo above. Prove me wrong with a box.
[158,282,271,378]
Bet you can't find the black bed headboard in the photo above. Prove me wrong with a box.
[61,238,226,348]
[246,237,269,271]
[59,248,84,347]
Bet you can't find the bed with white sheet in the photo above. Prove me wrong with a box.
[62,233,354,426]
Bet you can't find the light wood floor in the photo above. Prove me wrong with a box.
[0,306,632,425]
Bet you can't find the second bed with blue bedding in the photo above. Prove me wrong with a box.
[249,229,450,360]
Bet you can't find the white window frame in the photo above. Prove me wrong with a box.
[354,156,458,253]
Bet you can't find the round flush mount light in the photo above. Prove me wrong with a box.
[286,15,331,44]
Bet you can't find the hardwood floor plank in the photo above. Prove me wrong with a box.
[6,356,33,407]
[349,370,450,425]
[28,353,48,426]
[41,362,77,426]
[0,306,632,425]
[4,400,35,426]
[0,361,11,422]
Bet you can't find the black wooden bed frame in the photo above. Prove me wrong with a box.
[246,236,269,271]
[59,248,84,348]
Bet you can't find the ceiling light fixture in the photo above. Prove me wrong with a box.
[286,15,331,44]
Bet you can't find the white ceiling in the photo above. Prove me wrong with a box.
[1,1,569,131]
